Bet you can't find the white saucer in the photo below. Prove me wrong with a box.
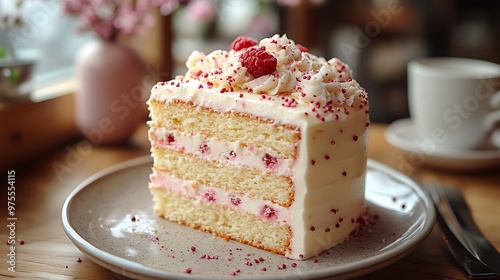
[385,118,500,171]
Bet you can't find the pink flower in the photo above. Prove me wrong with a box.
[157,0,181,16]
[186,0,217,22]
[63,0,182,41]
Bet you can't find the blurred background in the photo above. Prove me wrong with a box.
[1,0,500,168]
[0,0,500,169]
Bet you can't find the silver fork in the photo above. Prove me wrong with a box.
[425,182,499,279]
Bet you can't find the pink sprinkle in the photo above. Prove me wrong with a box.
[190,246,196,252]
[184,268,192,274]
[342,171,347,176]
[200,254,219,260]
[353,135,359,141]
[260,205,277,219]
[203,190,216,202]
[77,258,82,263]
[311,160,316,166]
[261,267,267,271]
[325,228,331,232]
[310,226,315,231]
[230,196,241,206]
[291,262,297,268]
[164,134,174,144]
[199,143,210,154]
[299,254,304,258]
[262,153,278,168]
[325,155,330,160]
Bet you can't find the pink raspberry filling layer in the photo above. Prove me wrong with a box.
[148,127,296,176]
[149,171,290,224]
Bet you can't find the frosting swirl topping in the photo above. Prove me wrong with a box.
[184,34,367,109]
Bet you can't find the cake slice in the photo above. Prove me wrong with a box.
[147,34,369,260]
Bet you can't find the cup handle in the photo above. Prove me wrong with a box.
[485,91,500,131]
[490,90,500,109]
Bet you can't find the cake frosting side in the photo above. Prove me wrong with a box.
[148,34,369,260]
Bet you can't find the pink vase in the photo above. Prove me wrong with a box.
[75,40,148,145]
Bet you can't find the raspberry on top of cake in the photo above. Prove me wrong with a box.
[181,34,368,118]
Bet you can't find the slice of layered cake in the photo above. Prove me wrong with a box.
[147,34,369,260]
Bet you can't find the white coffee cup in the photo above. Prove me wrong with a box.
[408,57,500,150]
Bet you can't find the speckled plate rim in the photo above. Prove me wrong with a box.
[61,155,435,280]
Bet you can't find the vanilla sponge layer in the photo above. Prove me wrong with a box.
[148,100,300,157]
[150,186,291,255]
[152,146,294,207]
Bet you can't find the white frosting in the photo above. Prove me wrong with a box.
[182,34,367,110]
[148,34,369,260]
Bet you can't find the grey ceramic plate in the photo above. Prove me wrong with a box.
[62,156,435,280]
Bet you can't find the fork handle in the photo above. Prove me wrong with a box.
[435,212,496,279]
[444,187,500,275]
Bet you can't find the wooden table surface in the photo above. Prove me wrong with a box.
[1,123,499,280]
